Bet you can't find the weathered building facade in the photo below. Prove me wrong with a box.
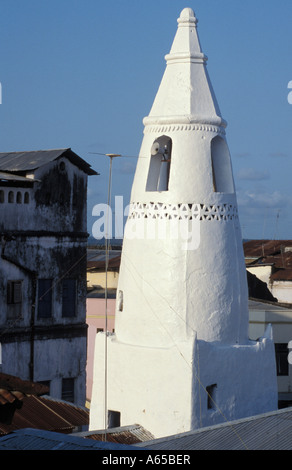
[0,148,97,406]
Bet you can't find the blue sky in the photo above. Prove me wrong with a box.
[0,0,291,240]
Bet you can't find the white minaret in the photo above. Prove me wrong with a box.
[90,8,278,438]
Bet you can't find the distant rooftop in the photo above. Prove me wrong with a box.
[244,240,292,282]
[0,148,98,175]
[0,428,138,450]
[244,239,292,259]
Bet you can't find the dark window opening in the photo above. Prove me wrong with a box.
[108,410,121,428]
[16,192,22,204]
[118,290,123,312]
[0,190,4,203]
[37,279,52,318]
[146,136,172,192]
[7,280,22,319]
[8,191,14,203]
[7,281,22,304]
[206,384,217,410]
[275,343,289,376]
[62,378,75,403]
[37,380,51,395]
[24,192,29,204]
[59,161,66,172]
[62,279,76,317]
[211,136,234,193]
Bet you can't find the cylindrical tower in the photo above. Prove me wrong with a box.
[90,8,277,438]
[115,7,249,346]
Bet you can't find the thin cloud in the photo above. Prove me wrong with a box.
[237,168,270,181]
[234,152,251,159]
[237,189,290,209]
[269,152,289,158]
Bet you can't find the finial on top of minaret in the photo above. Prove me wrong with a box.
[166,7,205,62]
[177,7,198,25]
[144,6,223,128]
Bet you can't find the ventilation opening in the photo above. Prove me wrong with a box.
[118,290,123,312]
[206,383,217,410]
[108,410,121,428]
[211,136,234,193]
[146,136,172,191]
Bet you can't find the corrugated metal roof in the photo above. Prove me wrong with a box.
[136,407,292,450]
[0,148,98,175]
[76,424,155,445]
[243,240,292,258]
[0,389,25,405]
[0,372,49,396]
[0,428,138,450]
[0,395,89,436]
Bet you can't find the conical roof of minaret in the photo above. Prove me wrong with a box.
[143,7,226,128]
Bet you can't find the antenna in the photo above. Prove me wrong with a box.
[104,153,120,434]
[273,209,280,240]
[93,152,121,437]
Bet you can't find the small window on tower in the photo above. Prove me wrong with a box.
[206,383,217,410]
[146,136,172,192]
[118,290,123,312]
[108,410,121,428]
[275,343,289,376]
[211,136,234,193]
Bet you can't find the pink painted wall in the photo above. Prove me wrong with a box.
[86,297,116,403]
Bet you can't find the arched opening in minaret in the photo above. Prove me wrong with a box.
[146,136,172,191]
[211,136,234,193]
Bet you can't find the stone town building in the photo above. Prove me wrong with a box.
[90,8,278,438]
[244,240,292,304]
[0,148,97,406]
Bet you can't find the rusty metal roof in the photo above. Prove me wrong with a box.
[0,395,89,436]
[243,240,292,258]
[0,148,98,175]
[0,372,49,396]
[271,269,292,282]
[75,424,155,445]
[244,240,292,282]
[0,389,25,405]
